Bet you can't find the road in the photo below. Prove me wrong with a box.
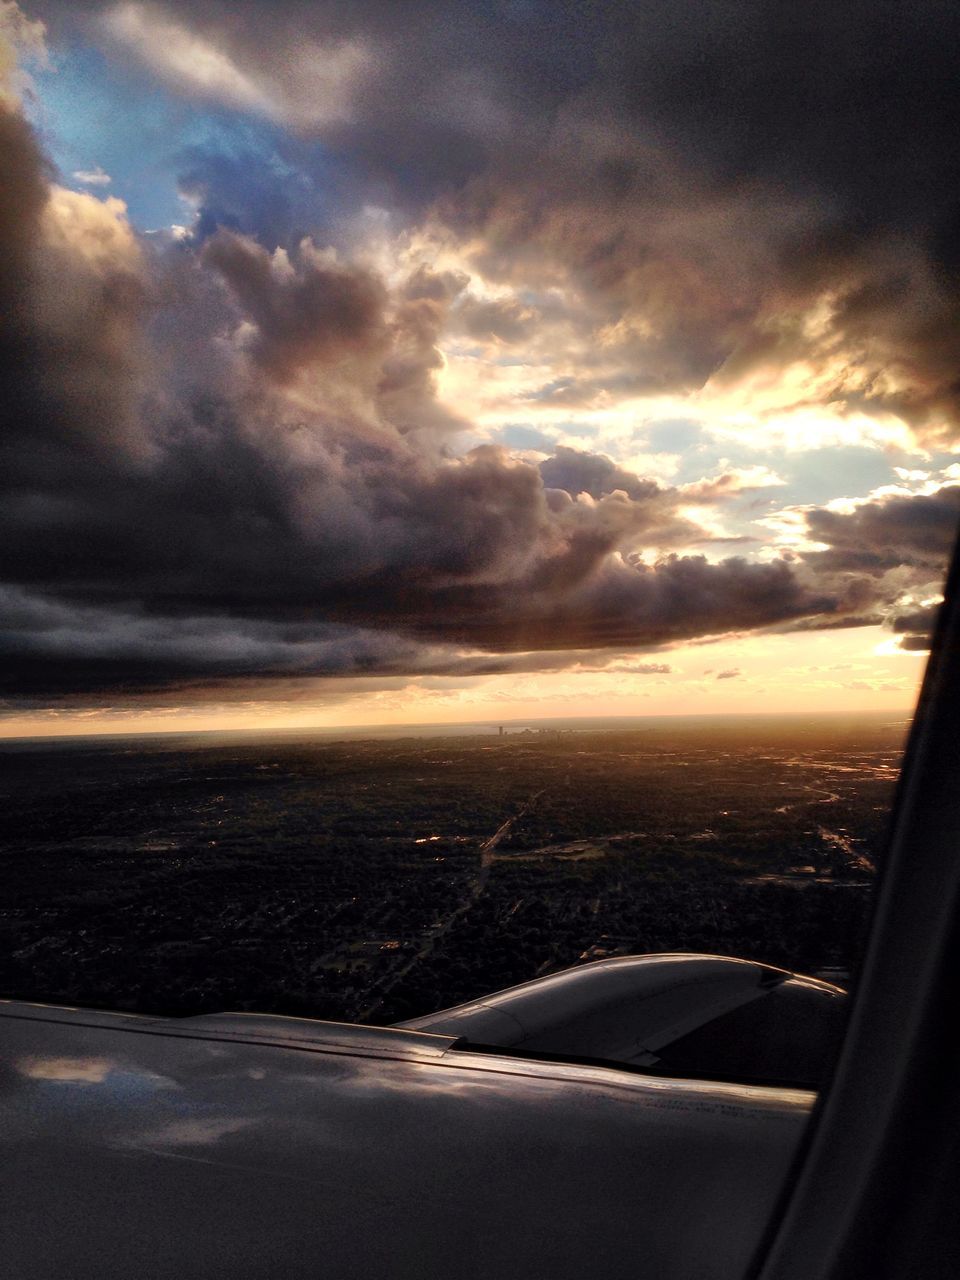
[360,790,543,1020]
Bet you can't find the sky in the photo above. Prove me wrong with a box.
[1,1,959,737]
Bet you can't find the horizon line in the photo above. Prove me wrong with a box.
[0,706,914,747]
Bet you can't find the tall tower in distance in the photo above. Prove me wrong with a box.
[499,725,504,736]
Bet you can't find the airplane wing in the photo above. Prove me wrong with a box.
[400,953,846,1088]
[1,975,812,1280]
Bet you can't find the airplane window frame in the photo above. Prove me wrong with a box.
[750,529,960,1279]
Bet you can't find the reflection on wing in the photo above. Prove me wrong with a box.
[0,993,812,1280]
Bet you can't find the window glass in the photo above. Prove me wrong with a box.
[1,0,957,1154]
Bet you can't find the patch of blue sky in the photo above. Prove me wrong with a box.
[497,424,556,450]
[642,417,703,453]
[636,413,910,502]
[553,420,600,439]
[176,118,329,247]
[514,286,560,307]
[28,41,333,245]
[769,445,910,507]
[28,42,192,229]
[490,420,601,455]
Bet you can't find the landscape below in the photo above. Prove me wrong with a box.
[0,716,905,1025]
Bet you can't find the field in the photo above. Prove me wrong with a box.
[0,715,906,1024]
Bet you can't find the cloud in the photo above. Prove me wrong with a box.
[538,446,659,503]
[680,466,786,501]
[101,2,371,128]
[3,3,960,712]
[756,488,960,645]
[802,487,960,577]
[716,668,741,680]
[601,661,671,676]
[104,3,271,114]
[24,1,960,442]
[0,579,684,710]
[453,292,537,345]
[72,164,111,186]
[845,679,903,693]
[892,605,941,636]
[890,602,941,653]
[896,635,935,653]
[789,614,883,633]
[203,229,386,382]
[0,126,837,703]
[0,0,46,102]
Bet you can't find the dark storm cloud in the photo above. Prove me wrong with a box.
[0,92,46,298]
[33,2,960,239]
[0,585,450,700]
[0,119,148,507]
[803,488,960,577]
[388,552,831,653]
[4,3,960,705]
[0,95,49,491]
[433,2,956,440]
[897,634,936,653]
[0,575,677,709]
[30,0,960,433]
[132,0,943,433]
[539,447,659,503]
[452,293,537,346]
[202,229,386,382]
[892,605,941,637]
[767,487,960,646]
[891,603,941,653]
